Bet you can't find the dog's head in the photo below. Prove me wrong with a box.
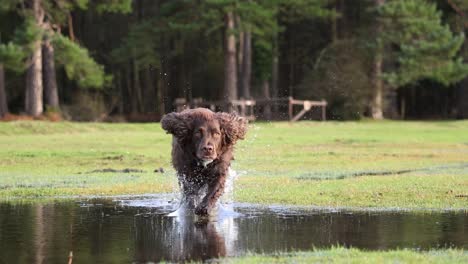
[161,108,248,164]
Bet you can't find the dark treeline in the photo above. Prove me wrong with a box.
[1,0,468,121]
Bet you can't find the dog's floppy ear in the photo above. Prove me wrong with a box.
[161,112,191,142]
[216,112,248,146]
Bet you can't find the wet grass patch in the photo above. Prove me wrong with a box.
[82,168,147,174]
[220,248,468,263]
[295,162,468,181]
[235,174,468,209]
[0,120,467,209]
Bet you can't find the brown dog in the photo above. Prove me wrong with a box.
[161,108,248,215]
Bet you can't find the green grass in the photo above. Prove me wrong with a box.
[217,248,468,263]
[0,120,467,209]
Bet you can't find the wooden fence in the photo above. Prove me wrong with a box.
[173,97,327,122]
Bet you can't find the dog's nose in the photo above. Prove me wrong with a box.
[203,145,214,153]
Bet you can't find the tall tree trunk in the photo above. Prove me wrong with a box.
[288,28,295,98]
[157,33,167,116]
[156,70,165,116]
[187,66,193,104]
[456,38,468,118]
[126,64,136,114]
[116,70,124,114]
[371,0,385,120]
[0,64,8,118]
[237,15,244,95]
[371,53,384,119]
[241,30,252,99]
[271,35,279,116]
[331,0,338,43]
[25,44,43,116]
[42,34,59,111]
[68,13,75,42]
[262,79,272,120]
[25,0,44,117]
[339,0,347,38]
[179,50,187,100]
[223,11,238,112]
[289,59,294,97]
[133,58,143,113]
[144,66,154,112]
[237,30,244,95]
[458,79,468,119]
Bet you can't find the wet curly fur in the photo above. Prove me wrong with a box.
[161,108,248,215]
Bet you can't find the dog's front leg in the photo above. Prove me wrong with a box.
[181,177,203,209]
[195,173,227,215]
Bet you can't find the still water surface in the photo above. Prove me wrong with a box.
[0,195,466,263]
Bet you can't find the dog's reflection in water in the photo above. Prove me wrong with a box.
[133,204,239,263]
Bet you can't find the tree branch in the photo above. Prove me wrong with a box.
[68,13,75,42]
[447,0,468,28]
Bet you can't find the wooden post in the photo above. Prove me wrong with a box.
[322,100,327,121]
[288,97,293,121]
[241,102,246,117]
[174,98,187,112]
[322,105,326,121]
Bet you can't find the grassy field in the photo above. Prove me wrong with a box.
[0,120,467,209]
[218,248,468,264]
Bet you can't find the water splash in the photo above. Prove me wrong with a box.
[168,167,240,218]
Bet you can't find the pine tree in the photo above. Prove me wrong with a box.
[42,0,130,112]
[0,5,37,118]
[447,0,468,24]
[371,0,385,119]
[446,0,468,118]
[111,8,162,114]
[379,0,468,87]
[0,42,25,118]
[257,0,331,118]
[254,38,273,118]
[0,63,6,118]
[24,0,45,116]
[2,0,129,116]
[156,0,279,111]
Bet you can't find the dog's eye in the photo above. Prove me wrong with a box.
[194,131,202,137]
[213,131,221,137]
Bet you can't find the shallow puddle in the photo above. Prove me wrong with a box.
[0,195,466,263]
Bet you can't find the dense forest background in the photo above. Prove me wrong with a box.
[1,0,468,121]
